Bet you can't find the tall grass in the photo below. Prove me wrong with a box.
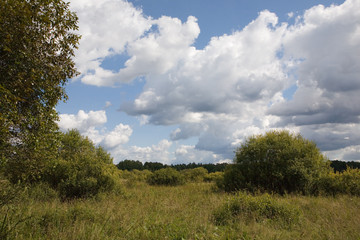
[1,180,360,239]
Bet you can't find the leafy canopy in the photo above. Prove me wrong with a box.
[0,0,80,182]
[44,129,119,199]
[223,130,331,194]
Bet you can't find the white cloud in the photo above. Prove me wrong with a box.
[69,0,152,86]
[67,0,360,162]
[110,139,173,164]
[175,145,229,164]
[58,110,132,149]
[102,124,133,148]
[115,16,200,82]
[104,101,112,108]
[118,10,289,157]
[58,110,107,133]
[268,0,360,159]
[324,145,360,161]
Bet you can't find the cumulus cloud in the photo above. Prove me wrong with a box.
[175,145,228,164]
[58,110,132,148]
[110,139,173,164]
[121,10,287,118]
[117,10,289,157]
[268,0,360,160]
[68,0,360,162]
[69,0,151,86]
[102,124,133,148]
[58,110,107,133]
[270,0,360,123]
[324,145,360,162]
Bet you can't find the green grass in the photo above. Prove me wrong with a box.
[2,181,360,239]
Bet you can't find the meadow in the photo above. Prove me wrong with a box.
[2,178,360,240]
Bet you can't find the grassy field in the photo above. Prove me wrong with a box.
[2,181,360,240]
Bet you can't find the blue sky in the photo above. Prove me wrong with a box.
[57,0,360,164]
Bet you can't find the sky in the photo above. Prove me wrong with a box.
[57,0,360,164]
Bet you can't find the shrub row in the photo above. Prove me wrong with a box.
[118,167,224,186]
[315,168,360,196]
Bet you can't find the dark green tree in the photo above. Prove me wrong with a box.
[147,168,184,186]
[224,130,331,194]
[116,160,143,171]
[144,162,165,171]
[0,0,80,182]
[181,167,208,182]
[44,130,118,199]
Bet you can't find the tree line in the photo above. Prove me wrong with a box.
[116,159,359,173]
[330,160,360,172]
[116,160,228,173]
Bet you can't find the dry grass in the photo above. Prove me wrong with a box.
[2,181,360,239]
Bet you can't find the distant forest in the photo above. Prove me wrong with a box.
[116,159,360,173]
[116,160,228,173]
[330,160,360,173]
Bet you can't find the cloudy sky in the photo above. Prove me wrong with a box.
[57,0,360,164]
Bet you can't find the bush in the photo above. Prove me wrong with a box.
[43,130,120,199]
[119,169,153,188]
[116,160,143,171]
[316,167,360,196]
[204,172,224,183]
[224,130,331,194]
[181,167,208,182]
[147,168,184,186]
[212,192,301,227]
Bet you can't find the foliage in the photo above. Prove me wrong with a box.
[116,159,228,173]
[212,192,301,227]
[181,167,208,182]
[116,159,143,171]
[147,168,185,186]
[172,162,229,173]
[204,172,224,183]
[224,130,331,194]
[330,160,360,173]
[118,169,153,188]
[316,167,360,196]
[44,130,120,199]
[0,0,80,183]
[144,161,165,171]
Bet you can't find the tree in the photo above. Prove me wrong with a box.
[147,168,184,186]
[44,130,119,199]
[116,160,143,171]
[223,130,331,194]
[181,167,208,182]
[0,0,80,182]
[144,162,165,171]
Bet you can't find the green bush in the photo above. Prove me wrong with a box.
[44,130,120,199]
[212,192,301,227]
[147,168,184,186]
[119,169,153,182]
[316,167,360,196]
[181,167,208,182]
[224,130,331,194]
[204,172,224,182]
